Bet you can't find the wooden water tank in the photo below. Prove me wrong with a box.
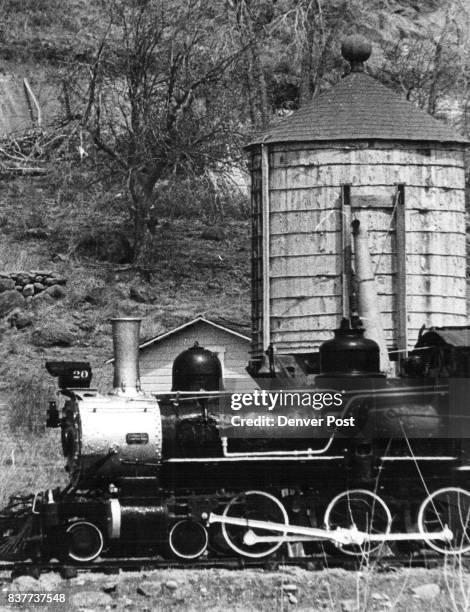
[248,37,468,358]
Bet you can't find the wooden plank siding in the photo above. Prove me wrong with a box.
[250,141,467,356]
[139,321,253,393]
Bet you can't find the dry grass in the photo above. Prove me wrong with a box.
[0,0,107,64]
[0,370,65,507]
[0,430,66,508]
[442,555,470,612]
[8,375,53,434]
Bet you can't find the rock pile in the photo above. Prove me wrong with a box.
[0,271,67,319]
[0,270,66,299]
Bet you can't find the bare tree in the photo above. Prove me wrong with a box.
[266,0,366,110]
[380,4,470,117]
[295,0,343,106]
[74,0,244,265]
[226,0,275,129]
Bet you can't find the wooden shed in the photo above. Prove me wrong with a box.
[247,36,468,359]
[133,317,253,393]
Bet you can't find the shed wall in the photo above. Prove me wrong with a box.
[251,141,467,355]
[138,322,253,393]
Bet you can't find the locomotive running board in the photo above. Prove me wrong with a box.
[166,456,344,463]
[208,513,453,547]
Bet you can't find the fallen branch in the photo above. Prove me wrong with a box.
[0,167,49,177]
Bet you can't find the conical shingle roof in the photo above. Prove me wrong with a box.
[249,69,467,147]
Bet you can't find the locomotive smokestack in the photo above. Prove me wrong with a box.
[111,317,142,395]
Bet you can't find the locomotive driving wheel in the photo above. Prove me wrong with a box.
[324,489,392,557]
[61,521,104,563]
[221,490,288,559]
[168,519,209,561]
[418,487,470,555]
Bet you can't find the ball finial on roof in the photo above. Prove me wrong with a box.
[341,35,372,72]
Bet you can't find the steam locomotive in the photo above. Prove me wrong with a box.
[2,316,470,564]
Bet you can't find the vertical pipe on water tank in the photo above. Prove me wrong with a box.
[111,317,142,396]
[261,144,271,351]
[341,184,352,317]
[352,220,391,374]
[395,184,408,355]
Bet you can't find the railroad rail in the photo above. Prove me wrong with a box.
[0,552,463,580]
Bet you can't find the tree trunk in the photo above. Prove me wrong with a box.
[299,8,316,106]
[245,49,258,127]
[128,171,154,266]
[251,44,269,128]
[132,213,151,266]
[427,42,442,116]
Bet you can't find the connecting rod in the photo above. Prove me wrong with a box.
[208,513,453,547]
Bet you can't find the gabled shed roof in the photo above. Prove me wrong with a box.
[139,316,251,349]
[106,316,250,364]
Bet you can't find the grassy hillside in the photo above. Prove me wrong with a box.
[0,178,251,385]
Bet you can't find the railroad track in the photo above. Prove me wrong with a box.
[0,553,464,579]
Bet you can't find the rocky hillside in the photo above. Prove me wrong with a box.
[0,216,251,394]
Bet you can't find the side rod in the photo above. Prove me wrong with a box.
[208,513,453,546]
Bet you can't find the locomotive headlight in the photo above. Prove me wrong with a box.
[46,401,61,428]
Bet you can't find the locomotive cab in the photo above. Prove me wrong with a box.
[405,326,470,378]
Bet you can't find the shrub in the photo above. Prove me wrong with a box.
[155,175,249,222]
[8,375,52,434]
